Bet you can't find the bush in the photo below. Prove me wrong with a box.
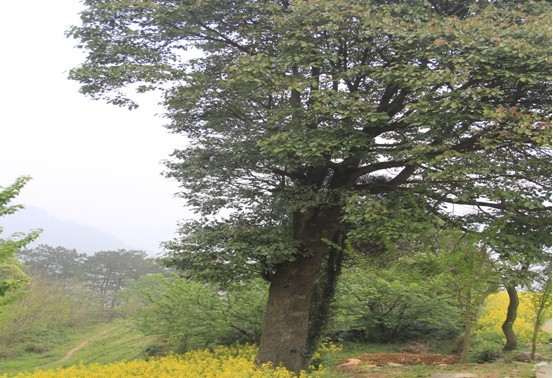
[329,266,462,344]
[471,347,503,363]
[131,274,268,352]
[142,343,168,358]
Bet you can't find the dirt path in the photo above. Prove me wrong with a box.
[42,327,117,367]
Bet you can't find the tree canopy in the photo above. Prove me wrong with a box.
[69,0,551,371]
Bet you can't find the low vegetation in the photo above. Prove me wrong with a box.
[1,338,550,378]
[0,321,156,375]
[0,249,550,377]
[1,344,326,378]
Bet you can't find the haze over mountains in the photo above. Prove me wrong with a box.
[1,206,137,255]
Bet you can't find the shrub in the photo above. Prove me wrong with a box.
[132,274,267,352]
[471,347,503,364]
[329,267,462,343]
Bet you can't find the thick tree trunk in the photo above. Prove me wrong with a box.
[306,246,344,357]
[502,285,519,351]
[256,254,323,372]
[256,206,341,373]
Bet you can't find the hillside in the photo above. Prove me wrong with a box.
[1,207,133,254]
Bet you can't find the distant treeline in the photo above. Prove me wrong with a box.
[17,245,163,310]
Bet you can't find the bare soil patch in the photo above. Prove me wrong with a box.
[354,353,459,366]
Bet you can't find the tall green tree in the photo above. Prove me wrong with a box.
[18,245,86,282]
[0,177,41,300]
[68,0,551,371]
[83,250,160,311]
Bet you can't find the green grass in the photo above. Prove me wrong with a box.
[0,320,156,375]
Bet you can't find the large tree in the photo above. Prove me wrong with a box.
[18,245,86,282]
[83,249,160,310]
[68,0,551,371]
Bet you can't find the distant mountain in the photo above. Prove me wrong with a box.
[0,206,134,254]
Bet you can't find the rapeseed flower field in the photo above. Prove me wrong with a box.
[3,344,325,378]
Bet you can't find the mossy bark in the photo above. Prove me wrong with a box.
[256,206,341,373]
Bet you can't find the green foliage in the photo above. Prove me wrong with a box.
[132,274,267,352]
[114,273,166,318]
[330,227,501,361]
[469,340,504,364]
[436,231,498,362]
[163,218,297,284]
[18,245,86,280]
[69,1,551,368]
[83,249,162,310]
[18,246,163,317]
[69,0,552,282]
[0,246,163,361]
[0,275,99,358]
[330,262,461,344]
[0,177,41,299]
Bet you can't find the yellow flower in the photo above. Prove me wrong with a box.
[476,291,552,343]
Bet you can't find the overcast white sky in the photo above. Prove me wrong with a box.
[1,0,193,254]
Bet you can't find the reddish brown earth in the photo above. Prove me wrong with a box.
[355,353,460,366]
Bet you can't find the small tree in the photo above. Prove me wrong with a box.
[0,177,41,300]
[530,262,552,360]
[434,232,498,362]
[482,209,552,352]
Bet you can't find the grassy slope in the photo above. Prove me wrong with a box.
[1,326,549,377]
[0,321,156,375]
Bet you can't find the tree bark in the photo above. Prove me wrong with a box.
[256,206,342,373]
[256,254,322,372]
[459,290,472,363]
[306,245,344,357]
[502,285,519,351]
